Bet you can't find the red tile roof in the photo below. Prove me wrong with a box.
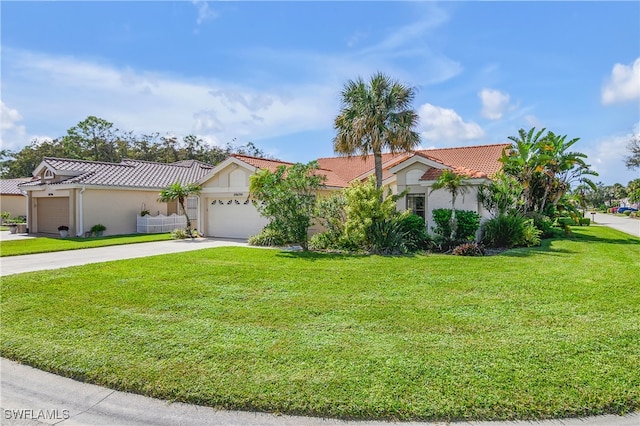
[232,154,350,188]
[415,144,509,180]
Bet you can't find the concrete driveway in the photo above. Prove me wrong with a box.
[0,236,249,276]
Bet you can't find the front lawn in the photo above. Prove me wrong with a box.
[0,233,172,257]
[1,226,638,421]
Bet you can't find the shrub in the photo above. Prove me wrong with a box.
[308,232,335,250]
[171,228,189,239]
[343,180,399,247]
[90,224,106,233]
[521,219,542,247]
[624,210,632,216]
[525,212,559,238]
[396,211,430,252]
[452,242,484,256]
[365,218,406,255]
[431,209,480,247]
[579,218,591,226]
[455,210,481,241]
[248,227,287,247]
[481,214,525,248]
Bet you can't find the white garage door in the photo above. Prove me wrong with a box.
[37,197,70,234]
[208,198,269,239]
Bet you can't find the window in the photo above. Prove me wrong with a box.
[406,194,425,219]
[43,169,54,180]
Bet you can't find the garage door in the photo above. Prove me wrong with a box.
[208,198,269,239]
[37,197,70,234]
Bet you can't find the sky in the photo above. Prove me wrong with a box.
[1,1,639,185]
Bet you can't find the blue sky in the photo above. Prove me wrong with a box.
[1,1,639,185]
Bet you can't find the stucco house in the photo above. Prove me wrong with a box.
[0,178,29,218]
[19,143,509,238]
[19,158,214,236]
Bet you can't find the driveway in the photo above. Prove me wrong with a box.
[591,212,640,237]
[0,237,249,276]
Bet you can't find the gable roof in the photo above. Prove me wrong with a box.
[19,157,214,189]
[316,143,509,185]
[1,178,31,195]
[232,154,351,188]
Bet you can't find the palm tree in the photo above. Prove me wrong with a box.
[538,132,598,212]
[159,182,201,236]
[334,72,420,192]
[500,127,547,212]
[430,169,470,240]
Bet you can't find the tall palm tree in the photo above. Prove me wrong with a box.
[334,72,420,192]
[159,182,201,236]
[430,169,469,240]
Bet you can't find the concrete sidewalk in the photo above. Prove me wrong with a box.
[0,237,248,276]
[591,212,639,237]
[1,359,637,426]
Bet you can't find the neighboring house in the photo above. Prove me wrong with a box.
[0,178,30,218]
[19,158,213,236]
[19,143,509,238]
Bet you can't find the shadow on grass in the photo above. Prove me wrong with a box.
[276,250,367,261]
[498,239,575,258]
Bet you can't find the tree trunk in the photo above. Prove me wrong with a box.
[450,194,457,241]
[179,198,193,238]
[373,151,383,191]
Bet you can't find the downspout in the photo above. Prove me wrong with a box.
[77,186,86,237]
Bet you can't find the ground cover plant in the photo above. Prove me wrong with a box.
[0,233,172,257]
[1,226,638,421]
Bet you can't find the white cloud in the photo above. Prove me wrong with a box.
[479,88,510,120]
[192,1,217,26]
[418,103,484,143]
[601,57,640,105]
[0,101,27,150]
[1,48,337,151]
[524,114,543,128]
[583,125,640,185]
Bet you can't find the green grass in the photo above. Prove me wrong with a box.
[0,226,8,231]
[0,233,172,256]
[1,226,639,421]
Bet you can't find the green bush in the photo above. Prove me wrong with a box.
[556,217,576,226]
[396,212,430,252]
[365,218,406,255]
[525,212,559,238]
[624,210,632,216]
[248,227,287,247]
[431,209,480,248]
[579,218,591,226]
[456,210,481,241]
[308,232,335,251]
[481,214,526,248]
[171,228,189,239]
[451,242,484,256]
[521,219,542,247]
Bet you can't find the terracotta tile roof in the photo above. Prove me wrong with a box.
[317,152,408,184]
[19,157,214,189]
[415,143,510,180]
[315,143,509,185]
[1,178,31,195]
[232,154,350,188]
